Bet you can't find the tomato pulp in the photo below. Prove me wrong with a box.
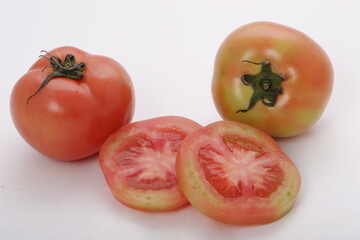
[212,21,333,137]
[10,46,135,160]
[176,121,301,224]
[99,116,202,211]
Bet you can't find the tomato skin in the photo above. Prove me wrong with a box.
[10,46,135,161]
[212,21,333,137]
[99,116,202,211]
[176,121,301,225]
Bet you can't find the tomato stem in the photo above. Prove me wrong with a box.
[237,60,285,113]
[26,51,86,103]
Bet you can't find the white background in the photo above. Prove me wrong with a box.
[1,0,359,239]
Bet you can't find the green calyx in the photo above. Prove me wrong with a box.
[26,50,86,103]
[236,60,285,113]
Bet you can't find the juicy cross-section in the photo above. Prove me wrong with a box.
[114,131,186,190]
[198,135,285,198]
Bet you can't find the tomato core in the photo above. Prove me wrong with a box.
[198,134,285,198]
[114,130,187,190]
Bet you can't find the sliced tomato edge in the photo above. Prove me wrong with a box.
[177,146,301,224]
[99,116,202,211]
[176,121,301,224]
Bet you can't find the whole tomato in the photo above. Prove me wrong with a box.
[212,21,333,137]
[10,46,135,161]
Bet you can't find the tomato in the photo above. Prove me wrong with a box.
[10,46,135,161]
[176,121,301,225]
[212,21,333,137]
[99,116,202,211]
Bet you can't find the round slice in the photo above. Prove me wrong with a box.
[176,121,301,224]
[99,116,202,211]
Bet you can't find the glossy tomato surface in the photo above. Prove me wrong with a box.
[10,46,135,160]
[212,21,333,137]
[176,121,301,225]
[99,116,202,211]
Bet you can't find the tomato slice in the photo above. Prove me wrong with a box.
[99,116,202,211]
[176,121,301,224]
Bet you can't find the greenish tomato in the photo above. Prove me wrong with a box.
[212,21,333,137]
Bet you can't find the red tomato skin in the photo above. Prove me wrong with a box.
[10,46,135,161]
[212,21,333,137]
[99,116,202,211]
[176,121,301,225]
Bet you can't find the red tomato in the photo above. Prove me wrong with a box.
[10,46,135,161]
[212,21,333,137]
[99,116,202,211]
[176,121,301,225]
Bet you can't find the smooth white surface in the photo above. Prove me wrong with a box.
[1,0,360,239]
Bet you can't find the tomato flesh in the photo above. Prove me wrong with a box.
[115,131,186,190]
[99,116,202,211]
[176,121,301,225]
[199,141,285,199]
